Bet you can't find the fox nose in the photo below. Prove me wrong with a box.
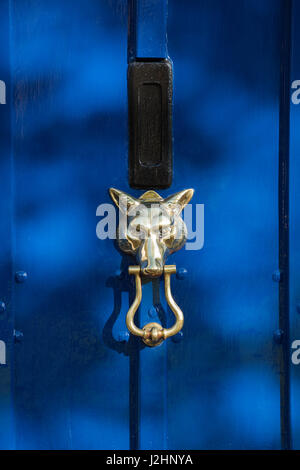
[140,255,163,277]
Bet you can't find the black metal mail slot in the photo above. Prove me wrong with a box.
[128,60,173,189]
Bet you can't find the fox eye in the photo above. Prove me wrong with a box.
[129,224,144,238]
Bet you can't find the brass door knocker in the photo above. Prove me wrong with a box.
[127,265,183,347]
[109,187,194,347]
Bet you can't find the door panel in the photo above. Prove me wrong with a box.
[290,0,300,449]
[166,0,281,449]
[11,0,130,450]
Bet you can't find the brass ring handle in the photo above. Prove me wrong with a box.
[126,265,184,347]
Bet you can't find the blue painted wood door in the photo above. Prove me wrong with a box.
[0,0,297,450]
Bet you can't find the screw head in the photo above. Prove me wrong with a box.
[171,331,184,343]
[15,271,28,283]
[272,270,282,283]
[13,330,24,343]
[118,331,129,342]
[273,329,284,344]
[176,268,188,280]
[148,306,158,318]
[115,269,123,279]
[0,301,6,313]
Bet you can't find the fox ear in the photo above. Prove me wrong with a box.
[163,189,194,215]
[109,188,139,214]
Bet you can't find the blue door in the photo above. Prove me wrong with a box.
[0,0,298,450]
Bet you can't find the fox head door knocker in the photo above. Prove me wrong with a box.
[109,188,194,347]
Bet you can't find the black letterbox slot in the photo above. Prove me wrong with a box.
[128,60,173,189]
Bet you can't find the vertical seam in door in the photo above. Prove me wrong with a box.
[127,0,136,63]
[278,0,292,451]
[8,0,17,450]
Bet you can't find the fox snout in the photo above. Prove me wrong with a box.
[139,235,165,278]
